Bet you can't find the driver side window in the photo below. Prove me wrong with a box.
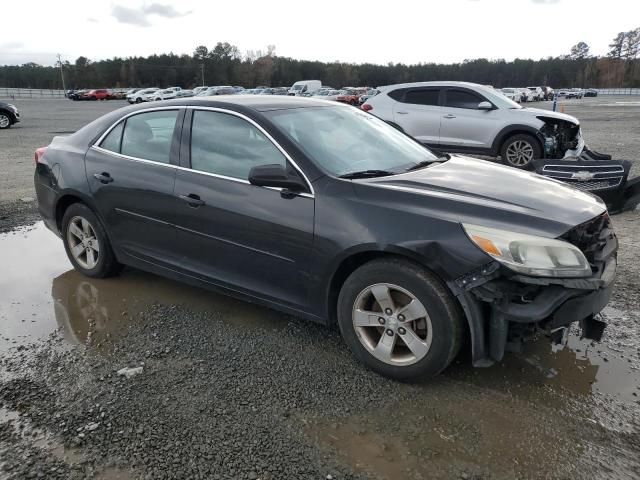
[445,89,485,110]
[190,110,287,181]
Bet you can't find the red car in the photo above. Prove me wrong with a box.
[81,89,110,101]
[336,89,360,105]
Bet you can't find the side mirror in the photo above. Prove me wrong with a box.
[248,164,306,192]
[478,101,493,110]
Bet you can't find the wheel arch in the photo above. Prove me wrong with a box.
[0,108,16,124]
[325,246,453,325]
[325,246,486,363]
[492,124,544,157]
[55,191,104,235]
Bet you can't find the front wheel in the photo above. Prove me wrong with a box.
[62,203,122,278]
[337,258,464,380]
[500,134,541,169]
[0,112,12,129]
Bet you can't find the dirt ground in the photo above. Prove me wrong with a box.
[0,96,639,480]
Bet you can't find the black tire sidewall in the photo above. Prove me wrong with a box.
[337,260,462,380]
[61,203,118,278]
[500,134,541,169]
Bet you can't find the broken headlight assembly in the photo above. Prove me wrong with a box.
[462,224,592,278]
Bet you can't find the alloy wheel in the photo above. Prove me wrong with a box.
[0,114,10,128]
[352,283,433,366]
[505,140,534,166]
[67,216,101,269]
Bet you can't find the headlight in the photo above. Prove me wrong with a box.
[462,224,591,278]
[7,104,17,112]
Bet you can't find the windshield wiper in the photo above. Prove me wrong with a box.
[405,155,450,172]
[339,169,396,179]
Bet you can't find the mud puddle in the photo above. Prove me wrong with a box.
[0,222,287,353]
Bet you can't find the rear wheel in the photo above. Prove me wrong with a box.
[500,134,541,169]
[337,258,463,380]
[62,203,122,278]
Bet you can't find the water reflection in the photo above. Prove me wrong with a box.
[51,267,287,347]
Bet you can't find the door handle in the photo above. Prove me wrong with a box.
[443,114,456,119]
[93,172,114,184]
[179,193,205,207]
[396,111,409,115]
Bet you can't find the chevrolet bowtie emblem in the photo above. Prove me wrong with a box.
[571,171,595,181]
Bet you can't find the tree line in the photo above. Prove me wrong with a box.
[1,31,639,91]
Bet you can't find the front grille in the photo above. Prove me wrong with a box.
[561,213,617,273]
[541,164,625,192]
[563,178,623,191]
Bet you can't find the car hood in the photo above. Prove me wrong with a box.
[356,156,605,238]
[522,107,579,125]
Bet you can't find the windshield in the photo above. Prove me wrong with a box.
[292,85,303,90]
[266,106,439,177]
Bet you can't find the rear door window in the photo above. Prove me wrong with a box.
[120,110,179,163]
[445,89,485,109]
[404,88,440,106]
[100,122,124,153]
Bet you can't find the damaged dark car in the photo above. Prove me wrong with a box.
[34,97,616,380]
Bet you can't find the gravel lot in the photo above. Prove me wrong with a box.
[0,96,639,479]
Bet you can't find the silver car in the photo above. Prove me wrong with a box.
[362,81,586,168]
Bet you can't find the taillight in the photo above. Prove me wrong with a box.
[361,104,372,112]
[35,147,47,165]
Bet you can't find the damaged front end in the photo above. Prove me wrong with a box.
[450,213,617,367]
[534,116,640,212]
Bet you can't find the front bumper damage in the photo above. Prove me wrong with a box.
[450,213,617,367]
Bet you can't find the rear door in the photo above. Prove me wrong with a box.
[439,88,503,150]
[391,87,442,145]
[171,108,315,310]
[86,108,185,265]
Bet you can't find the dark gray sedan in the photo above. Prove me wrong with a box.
[34,96,616,379]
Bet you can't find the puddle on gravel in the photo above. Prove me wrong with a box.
[1,222,639,403]
[0,222,287,352]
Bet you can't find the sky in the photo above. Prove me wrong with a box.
[1,0,639,67]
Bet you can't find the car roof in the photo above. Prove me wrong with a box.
[121,95,341,112]
[377,81,489,91]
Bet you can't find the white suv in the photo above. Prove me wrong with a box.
[362,81,585,168]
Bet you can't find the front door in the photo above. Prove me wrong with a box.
[439,88,502,150]
[85,108,184,265]
[172,109,315,310]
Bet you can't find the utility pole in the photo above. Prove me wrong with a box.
[57,54,67,94]
[201,63,205,86]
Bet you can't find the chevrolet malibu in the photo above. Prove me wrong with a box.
[34,96,617,380]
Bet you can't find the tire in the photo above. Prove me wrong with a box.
[135,98,142,104]
[61,203,122,278]
[0,112,12,129]
[337,258,464,380]
[500,133,541,169]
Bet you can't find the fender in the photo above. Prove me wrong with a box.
[491,124,544,157]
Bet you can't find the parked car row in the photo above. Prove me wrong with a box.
[498,86,554,103]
